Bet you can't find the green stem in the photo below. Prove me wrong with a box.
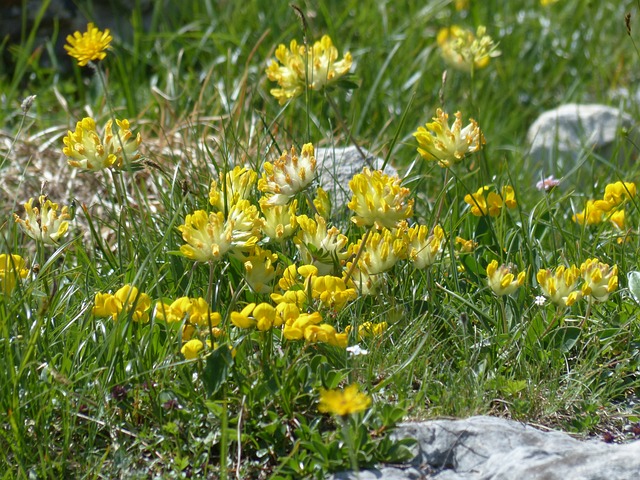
[219,385,229,480]
[344,228,372,285]
[341,416,359,472]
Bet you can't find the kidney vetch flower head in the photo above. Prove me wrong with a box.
[348,168,414,229]
[580,258,618,302]
[266,35,353,105]
[14,195,70,246]
[318,384,372,416]
[63,117,142,171]
[536,265,582,307]
[437,25,500,72]
[259,143,317,206]
[0,254,29,295]
[64,22,112,67]
[486,260,525,296]
[413,109,484,167]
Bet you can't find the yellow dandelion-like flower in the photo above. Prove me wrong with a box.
[486,260,525,296]
[413,109,484,167]
[64,22,112,67]
[0,254,29,295]
[14,196,70,246]
[318,384,372,416]
[437,25,500,72]
[348,168,414,229]
[265,35,353,105]
[536,265,582,307]
[259,143,317,206]
[63,117,141,171]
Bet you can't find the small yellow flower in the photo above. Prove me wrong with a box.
[486,260,525,296]
[348,168,414,229]
[14,196,70,246]
[92,284,151,322]
[346,321,388,340]
[259,144,317,206]
[304,323,348,348]
[266,35,353,105]
[155,297,221,327]
[593,181,636,212]
[318,384,372,416]
[313,187,332,219]
[455,236,477,253]
[181,339,204,360]
[437,25,500,72]
[572,199,604,225]
[413,109,484,167]
[609,209,625,229]
[580,258,618,302]
[64,22,112,67]
[242,247,279,294]
[283,311,323,340]
[209,166,257,211]
[455,0,469,10]
[541,0,559,5]
[230,303,258,329]
[63,117,141,171]
[406,224,445,269]
[536,265,582,307]
[312,275,357,310]
[0,254,29,295]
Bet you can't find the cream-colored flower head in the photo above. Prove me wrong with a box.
[259,143,317,205]
[259,197,298,242]
[580,258,618,302]
[242,246,279,294]
[14,196,70,246]
[536,265,582,307]
[209,166,257,211]
[266,35,353,105]
[407,224,445,270]
[437,25,500,72]
[348,168,414,229]
[64,22,112,66]
[348,227,407,275]
[295,214,349,275]
[413,109,484,167]
[486,260,525,296]
[63,117,141,171]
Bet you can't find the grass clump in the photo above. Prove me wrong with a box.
[2,1,640,478]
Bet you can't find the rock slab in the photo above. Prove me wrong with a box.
[332,415,640,480]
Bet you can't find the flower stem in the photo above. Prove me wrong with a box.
[344,228,372,284]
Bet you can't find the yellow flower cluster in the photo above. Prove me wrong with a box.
[209,166,257,212]
[573,181,636,229]
[345,321,388,340]
[437,25,500,72]
[464,185,516,216]
[318,384,371,416]
[63,117,142,171]
[0,254,28,295]
[64,22,112,67]
[156,296,222,336]
[92,285,151,322]
[266,35,353,104]
[14,196,70,246]
[486,260,525,296]
[258,143,317,206]
[413,109,484,167]
[295,214,349,274]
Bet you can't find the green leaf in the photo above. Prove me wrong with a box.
[628,271,640,305]
[202,345,234,397]
[548,326,581,352]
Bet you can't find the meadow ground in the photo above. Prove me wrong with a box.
[2,1,640,478]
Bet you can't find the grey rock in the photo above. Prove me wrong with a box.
[315,146,399,209]
[526,103,638,182]
[332,416,640,480]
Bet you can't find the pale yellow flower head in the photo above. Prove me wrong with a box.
[259,197,298,242]
[413,109,484,167]
[242,246,279,294]
[63,117,141,171]
[295,214,349,274]
[266,35,353,104]
[0,254,29,295]
[437,25,500,72]
[486,260,525,296]
[64,22,112,66]
[318,384,371,416]
[349,227,407,275]
[580,258,618,302]
[14,196,70,246]
[209,166,257,211]
[259,144,317,205]
[407,224,445,270]
[348,168,414,229]
[536,265,582,307]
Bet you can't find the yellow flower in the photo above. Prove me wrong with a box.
[455,236,477,253]
[64,22,112,66]
[266,35,353,105]
[209,166,257,211]
[0,254,29,295]
[295,214,349,274]
[155,297,221,327]
[230,303,258,329]
[63,117,141,171]
[92,284,151,322]
[437,25,500,72]
[259,144,317,205]
[242,246,279,294]
[413,109,484,167]
[349,227,407,275]
[14,196,70,245]
[406,224,445,269]
[536,265,582,307]
[283,311,323,340]
[344,261,384,296]
[312,275,357,310]
[486,260,525,296]
[541,0,559,5]
[580,258,618,302]
[572,199,604,225]
[464,186,515,216]
[346,321,388,340]
[318,384,371,416]
[348,168,414,229]
[304,323,348,348]
[181,339,204,360]
[609,209,625,229]
[230,302,282,331]
[259,197,298,242]
[313,187,332,219]
[593,181,636,212]
[455,0,469,10]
